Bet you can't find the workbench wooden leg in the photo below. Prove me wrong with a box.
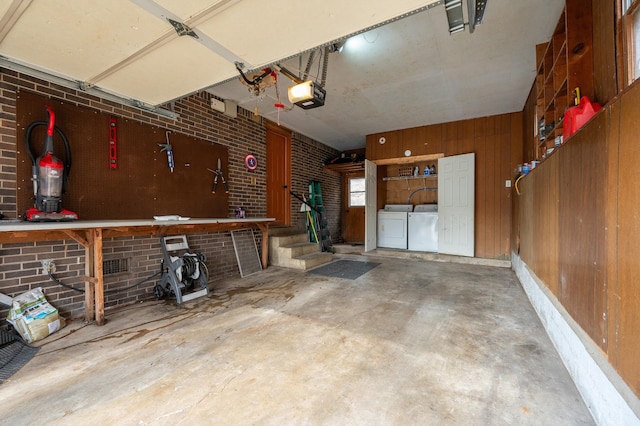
[257,224,269,269]
[93,229,105,325]
[84,231,95,323]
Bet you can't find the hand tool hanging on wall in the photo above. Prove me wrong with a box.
[24,105,78,221]
[208,158,228,194]
[109,117,117,169]
[158,131,174,172]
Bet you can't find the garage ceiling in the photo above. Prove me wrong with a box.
[0,0,564,150]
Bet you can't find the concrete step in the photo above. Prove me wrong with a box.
[332,243,364,255]
[267,226,332,270]
[288,251,333,270]
[270,243,321,267]
[269,233,312,268]
[270,232,308,247]
[281,241,321,258]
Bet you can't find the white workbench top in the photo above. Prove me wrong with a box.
[0,217,275,232]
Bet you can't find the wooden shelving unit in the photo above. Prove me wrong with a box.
[534,0,593,160]
[322,161,365,176]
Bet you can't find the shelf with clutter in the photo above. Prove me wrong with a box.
[382,162,437,180]
[322,150,365,175]
[533,0,594,161]
[382,162,439,205]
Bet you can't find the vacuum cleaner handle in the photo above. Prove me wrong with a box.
[43,105,55,153]
[45,105,55,137]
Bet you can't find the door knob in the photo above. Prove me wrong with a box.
[283,185,288,189]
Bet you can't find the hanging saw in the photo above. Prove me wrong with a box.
[158,131,174,173]
[208,158,228,194]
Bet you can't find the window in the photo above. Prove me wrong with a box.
[623,0,640,84]
[348,177,366,207]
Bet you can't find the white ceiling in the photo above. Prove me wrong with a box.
[0,0,564,151]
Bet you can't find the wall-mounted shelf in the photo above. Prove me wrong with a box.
[382,174,437,182]
[372,153,444,166]
[322,161,364,176]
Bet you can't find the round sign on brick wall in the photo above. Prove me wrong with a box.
[244,153,258,171]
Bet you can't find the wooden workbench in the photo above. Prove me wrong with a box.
[0,217,274,325]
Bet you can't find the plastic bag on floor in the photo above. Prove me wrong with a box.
[6,287,64,343]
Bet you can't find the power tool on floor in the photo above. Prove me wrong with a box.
[24,105,78,221]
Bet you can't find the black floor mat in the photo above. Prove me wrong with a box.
[0,329,39,383]
[308,260,380,280]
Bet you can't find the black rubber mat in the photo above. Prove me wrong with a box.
[308,260,380,280]
[0,329,39,383]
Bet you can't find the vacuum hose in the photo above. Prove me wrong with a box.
[181,253,206,280]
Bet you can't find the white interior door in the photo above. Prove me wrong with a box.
[437,153,475,257]
[364,159,377,252]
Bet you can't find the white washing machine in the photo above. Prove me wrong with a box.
[408,204,438,252]
[377,204,413,249]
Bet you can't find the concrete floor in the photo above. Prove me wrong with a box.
[0,255,594,425]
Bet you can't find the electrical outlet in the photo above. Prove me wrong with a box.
[505,179,512,188]
[41,259,56,275]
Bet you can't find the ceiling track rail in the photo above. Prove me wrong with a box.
[83,31,176,87]
[129,0,246,61]
[0,0,33,44]
[85,0,246,88]
[0,56,179,119]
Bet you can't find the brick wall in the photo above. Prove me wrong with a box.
[291,133,341,237]
[0,68,340,321]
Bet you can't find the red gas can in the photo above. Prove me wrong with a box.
[563,96,602,141]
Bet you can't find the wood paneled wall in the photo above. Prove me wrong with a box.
[366,112,523,260]
[515,80,640,398]
[613,83,640,394]
[592,0,618,104]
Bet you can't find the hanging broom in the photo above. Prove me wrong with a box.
[302,193,319,243]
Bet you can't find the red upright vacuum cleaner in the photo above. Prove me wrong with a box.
[24,105,78,221]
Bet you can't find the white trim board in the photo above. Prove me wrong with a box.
[512,254,640,426]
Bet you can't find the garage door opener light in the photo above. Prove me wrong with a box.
[287,81,326,109]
